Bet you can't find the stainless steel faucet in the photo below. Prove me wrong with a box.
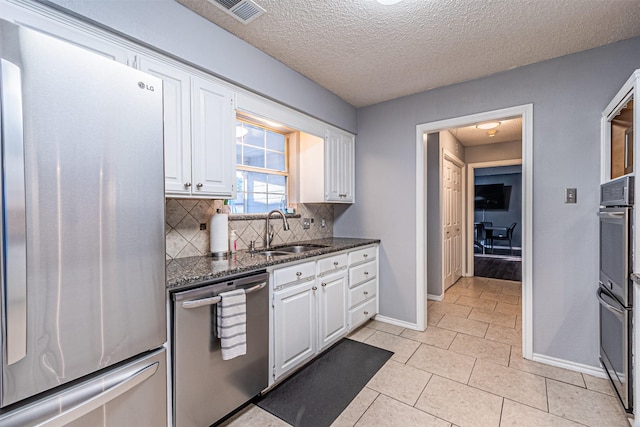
[266,209,290,249]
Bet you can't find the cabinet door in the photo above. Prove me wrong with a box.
[273,284,316,379]
[324,131,355,203]
[318,273,348,351]
[191,77,236,197]
[339,134,355,203]
[139,56,192,195]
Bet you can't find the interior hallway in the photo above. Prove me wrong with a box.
[223,277,629,427]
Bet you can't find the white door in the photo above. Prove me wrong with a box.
[442,157,463,290]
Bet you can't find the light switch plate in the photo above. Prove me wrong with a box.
[565,188,577,204]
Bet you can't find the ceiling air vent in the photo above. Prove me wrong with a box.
[207,0,266,24]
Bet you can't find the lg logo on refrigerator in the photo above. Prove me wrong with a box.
[138,81,155,92]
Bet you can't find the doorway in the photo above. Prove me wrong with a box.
[470,163,522,281]
[415,104,533,359]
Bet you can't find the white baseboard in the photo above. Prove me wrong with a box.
[373,314,421,331]
[427,293,443,301]
[531,353,606,378]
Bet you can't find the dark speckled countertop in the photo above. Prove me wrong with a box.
[166,237,380,290]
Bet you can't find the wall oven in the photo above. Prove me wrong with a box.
[598,176,634,414]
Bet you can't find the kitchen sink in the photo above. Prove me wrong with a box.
[271,244,328,253]
[254,244,328,257]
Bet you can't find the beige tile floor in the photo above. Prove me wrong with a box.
[222,277,630,427]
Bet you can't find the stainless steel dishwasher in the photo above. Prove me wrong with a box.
[172,270,269,427]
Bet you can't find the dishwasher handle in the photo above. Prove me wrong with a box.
[181,281,267,309]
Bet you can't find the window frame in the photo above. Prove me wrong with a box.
[234,118,290,214]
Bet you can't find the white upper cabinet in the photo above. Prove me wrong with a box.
[325,131,355,203]
[191,77,236,197]
[139,56,192,194]
[297,130,355,203]
[140,56,236,198]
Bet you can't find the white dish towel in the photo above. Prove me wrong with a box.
[217,288,247,360]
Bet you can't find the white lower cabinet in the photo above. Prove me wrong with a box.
[271,246,378,383]
[273,282,316,379]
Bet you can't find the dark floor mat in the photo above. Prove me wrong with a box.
[257,338,393,427]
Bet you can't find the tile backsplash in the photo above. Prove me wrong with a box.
[165,198,334,260]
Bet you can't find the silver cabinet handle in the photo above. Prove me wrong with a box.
[196,183,203,188]
[181,282,267,309]
[363,254,368,258]
[333,261,339,267]
[184,182,192,188]
[321,283,327,287]
[364,311,369,315]
[35,361,159,427]
[364,271,369,276]
[296,272,302,277]
[312,286,318,291]
[1,59,27,365]
[364,291,369,295]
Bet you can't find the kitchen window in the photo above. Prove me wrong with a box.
[233,120,289,214]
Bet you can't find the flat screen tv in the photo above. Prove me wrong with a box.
[475,183,511,210]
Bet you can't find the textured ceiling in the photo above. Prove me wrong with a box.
[178,0,640,107]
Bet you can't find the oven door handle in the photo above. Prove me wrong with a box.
[597,211,626,218]
[181,281,267,309]
[597,288,625,318]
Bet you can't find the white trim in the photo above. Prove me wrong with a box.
[427,293,444,301]
[466,158,522,277]
[531,353,606,378]
[415,130,427,331]
[416,104,534,359]
[373,314,420,331]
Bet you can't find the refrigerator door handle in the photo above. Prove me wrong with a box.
[0,58,28,365]
[33,361,159,427]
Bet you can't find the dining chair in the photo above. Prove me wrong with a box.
[491,222,517,254]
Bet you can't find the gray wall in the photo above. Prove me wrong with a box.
[466,140,522,164]
[39,0,357,134]
[335,36,640,366]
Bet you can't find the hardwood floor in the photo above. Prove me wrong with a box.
[474,254,521,281]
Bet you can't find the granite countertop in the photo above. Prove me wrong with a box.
[166,237,380,290]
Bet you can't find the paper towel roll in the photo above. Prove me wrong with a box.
[210,213,229,255]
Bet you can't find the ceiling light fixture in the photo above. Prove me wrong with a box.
[476,121,501,130]
[376,0,403,5]
[487,129,498,138]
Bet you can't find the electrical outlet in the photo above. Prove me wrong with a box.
[321,218,326,228]
[302,218,311,229]
[200,223,207,230]
[565,188,577,204]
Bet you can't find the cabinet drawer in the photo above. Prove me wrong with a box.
[349,298,377,330]
[348,246,376,266]
[273,261,316,288]
[317,253,348,276]
[349,278,377,308]
[349,260,376,288]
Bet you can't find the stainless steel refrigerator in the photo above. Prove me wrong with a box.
[0,19,167,426]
